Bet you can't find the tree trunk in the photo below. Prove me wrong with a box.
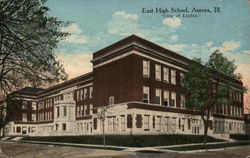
[102,119,106,148]
[202,108,211,145]
[203,121,208,145]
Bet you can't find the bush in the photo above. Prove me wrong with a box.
[230,134,250,140]
[23,134,223,147]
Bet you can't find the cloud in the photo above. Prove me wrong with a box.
[161,42,213,61]
[211,41,240,52]
[61,23,82,34]
[206,41,213,47]
[107,11,139,36]
[163,17,182,28]
[61,23,88,44]
[56,52,92,79]
[170,35,179,42]
[113,11,138,20]
[107,10,179,42]
[243,50,250,54]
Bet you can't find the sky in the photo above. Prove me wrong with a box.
[45,0,250,112]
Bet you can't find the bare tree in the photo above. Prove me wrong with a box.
[0,0,69,94]
[0,0,69,155]
[96,105,111,148]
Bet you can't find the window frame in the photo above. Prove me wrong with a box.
[170,69,176,85]
[143,86,150,103]
[143,59,150,77]
[163,67,169,83]
[155,64,161,81]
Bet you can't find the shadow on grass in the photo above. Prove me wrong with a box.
[163,141,250,151]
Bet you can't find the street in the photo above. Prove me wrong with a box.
[0,141,249,158]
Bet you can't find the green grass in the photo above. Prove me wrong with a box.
[22,135,223,147]
[163,141,250,151]
[230,134,250,140]
[20,141,123,151]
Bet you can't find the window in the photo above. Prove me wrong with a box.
[143,86,150,103]
[188,119,191,129]
[89,104,93,115]
[171,69,176,85]
[57,107,60,117]
[144,115,150,130]
[171,117,176,132]
[165,117,170,131]
[90,87,93,98]
[77,90,80,101]
[156,116,162,131]
[50,111,52,120]
[81,105,84,116]
[80,89,84,100]
[32,102,37,110]
[163,90,169,106]
[121,115,125,131]
[84,88,87,99]
[22,113,27,122]
[230,105,232,116]
[182,118,185,131]
[155,64,161,80]
[239,93,242,103]
[63,106,67,116]
[180,73,185,86]
[108,117,112,132]
[143,60,150,77]
[62,123,67,131]
[178,118,181,129]
[170,92,176,107]
[234,106,237,116]
[77,106,80,117]
[22,101,28,109]
[84,105,88,115]
[32,114,36,121]
[163,67,169,83]
[109,96,114,105]
[180,94,185,108]
[155,89,161,105]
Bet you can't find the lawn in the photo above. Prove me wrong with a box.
[163,141,250,151]
[22,134,223,147]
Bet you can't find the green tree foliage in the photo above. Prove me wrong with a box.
[181,58,212,144]
[182,58,211,111]
[206,50,237,78]
[182,51,245,144]
[0,0,69,94]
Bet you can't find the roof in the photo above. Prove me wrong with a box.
[19,87,44,93]
[92,34,190,64]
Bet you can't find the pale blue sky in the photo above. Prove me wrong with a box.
[45,0,250,95]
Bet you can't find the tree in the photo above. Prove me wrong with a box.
[206,50,237,78]
[207,50,247,111]
[96,106,109,148]
[0,0,69,94]
[182,50,246,144]
[181,58,212,144]
[0,0,69,154]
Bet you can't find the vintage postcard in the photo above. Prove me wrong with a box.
[0,0,250,157]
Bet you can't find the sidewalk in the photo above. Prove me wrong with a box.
[1,137,249,154]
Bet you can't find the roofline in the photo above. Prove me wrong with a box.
[9,72,93,98]
[92,34,242,85]
[37,71,93,94]
[92,34,191,63]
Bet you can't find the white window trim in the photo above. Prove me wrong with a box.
[143,59,150,77]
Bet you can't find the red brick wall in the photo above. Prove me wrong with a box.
[93,54,141,107]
